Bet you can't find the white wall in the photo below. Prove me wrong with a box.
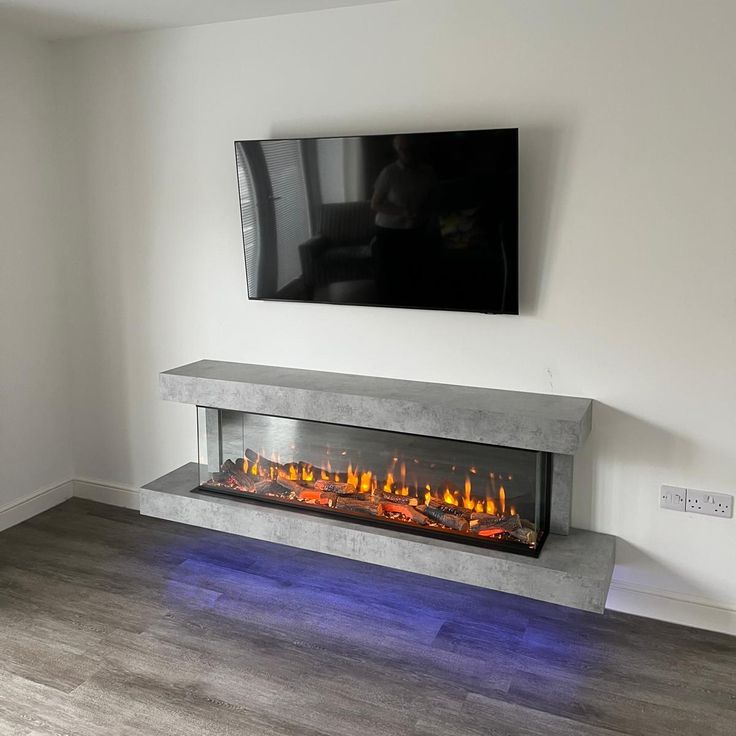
[0,23,74,514]
[54,0,736,631]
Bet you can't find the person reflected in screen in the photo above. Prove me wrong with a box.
[371,135,438,304]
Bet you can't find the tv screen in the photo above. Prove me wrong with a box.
[235,128,518,314]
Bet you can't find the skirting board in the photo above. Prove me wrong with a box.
[1,476,732,634]
[0,479,74,533]
[606,580,736,637]
[73,478,141,510]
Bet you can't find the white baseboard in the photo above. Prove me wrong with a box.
[0,479,74,533]
[606,579,736,636]
[73,478,141,510]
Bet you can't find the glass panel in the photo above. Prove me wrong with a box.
[197,407,549,556]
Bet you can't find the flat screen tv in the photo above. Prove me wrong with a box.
[235,128,518,314]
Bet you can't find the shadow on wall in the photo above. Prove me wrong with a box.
[573,402,698,530]
[517,124,572,315]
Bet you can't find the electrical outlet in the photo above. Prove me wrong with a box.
[686,488,733,518]
[660,485,686,511]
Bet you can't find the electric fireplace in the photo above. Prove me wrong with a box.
[197,407,551,557]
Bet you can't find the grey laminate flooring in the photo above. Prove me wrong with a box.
[0,499,733,735]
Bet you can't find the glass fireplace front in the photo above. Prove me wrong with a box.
[196,408,551,556]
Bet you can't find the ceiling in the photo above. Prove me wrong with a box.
[0,0,396,40]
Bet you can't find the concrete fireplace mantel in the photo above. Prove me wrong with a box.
[160,360,592,455]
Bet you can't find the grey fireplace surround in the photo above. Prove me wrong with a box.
[141,360,615,613]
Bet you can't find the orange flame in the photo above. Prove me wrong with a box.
[384,472,394,493]
[321,469,330,481]
[360,471,372,493]
[499,485,506,514]
[475,501,484,513]
[424,490,431,505]
[486,498,496,514]
[510,505,516,517]
[462,477,474,509]
[443,488,458,506]
[289,465,298,481]
[347,463,358,488]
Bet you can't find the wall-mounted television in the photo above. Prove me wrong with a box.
[235,128,518,314]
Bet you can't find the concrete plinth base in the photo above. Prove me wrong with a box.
[141,464,615,613]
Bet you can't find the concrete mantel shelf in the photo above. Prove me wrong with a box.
[141,464,616,613]
[161,360,593,455]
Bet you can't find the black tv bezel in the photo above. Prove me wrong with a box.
[234,126,519,316]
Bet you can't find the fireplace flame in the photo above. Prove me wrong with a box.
[215,447,531,545]
[462,477,474,509]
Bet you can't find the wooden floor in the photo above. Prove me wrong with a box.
[0,500,733,736]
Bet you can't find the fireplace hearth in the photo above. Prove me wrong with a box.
[198,409,551,556]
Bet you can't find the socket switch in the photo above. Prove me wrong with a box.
[686,488,733,518]
[660,485,686,511]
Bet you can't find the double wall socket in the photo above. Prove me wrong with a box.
[660,485,733,518]
[686,488,733,518]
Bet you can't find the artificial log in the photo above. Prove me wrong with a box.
[314,480,357,495]
[335,498,383,516]
[252,479,287,497]
[497,514,522,532]
[296,489,338,506]
[428,500,472,518]
[469,511,501,526]
[275,471,305,495]
[381,491,419,506]
[245,448,283,475]
[511,527,538,545]
[471,516,505,532]
[470,511,500,521]
[417,505,469,532]
[222,459,255,490]
[381,503,429,525]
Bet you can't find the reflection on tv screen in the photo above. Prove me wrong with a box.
[235,129,518,314]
